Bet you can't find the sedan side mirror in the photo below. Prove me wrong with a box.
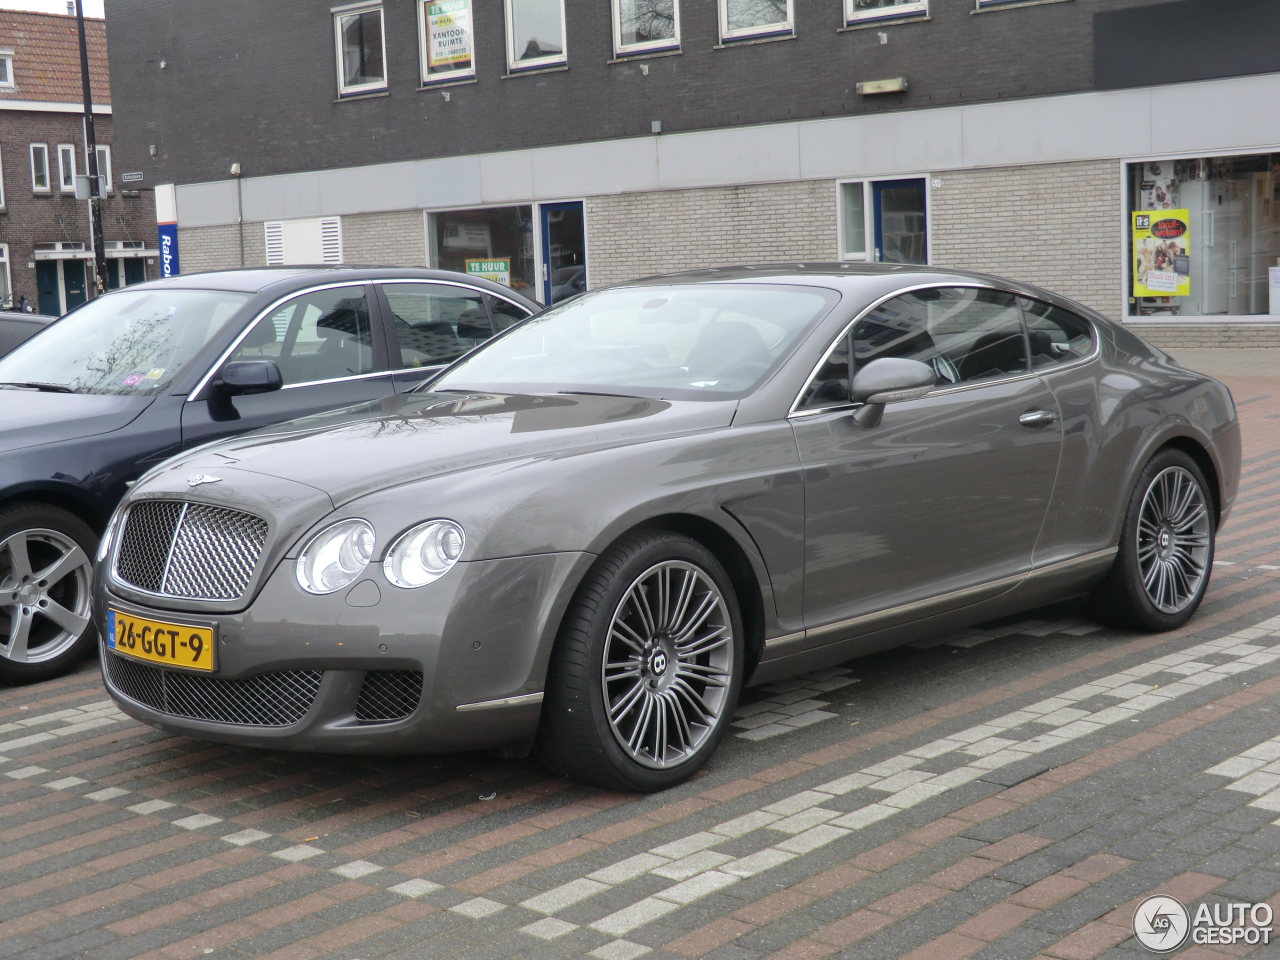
[850,357,936,428]
[214,359,284,396]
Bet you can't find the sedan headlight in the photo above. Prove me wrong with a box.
[296,519,375,595]
[383,520,465,588]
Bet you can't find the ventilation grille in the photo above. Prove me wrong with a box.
[355,671,423,723]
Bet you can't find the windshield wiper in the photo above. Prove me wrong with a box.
[0,381,75,393]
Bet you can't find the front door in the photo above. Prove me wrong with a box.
[873,179,927,265]
[62,260,88,311]
[36,261,60,315]
[540,201,587,305]
[792,285,1062,641]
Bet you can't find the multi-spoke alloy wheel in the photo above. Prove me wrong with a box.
[1093,449,1216,632]
[0,505,98,683]
[1136,466,1211,614]
[539,531,744,791]
[602,560,734,770]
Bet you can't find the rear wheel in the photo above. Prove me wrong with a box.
[1092,449,1214,631]
[0,503,98,684]
[538,531,744,792]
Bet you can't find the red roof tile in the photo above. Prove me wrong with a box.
[0,11,108,105]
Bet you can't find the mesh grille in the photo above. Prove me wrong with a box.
[355,670,424,723]
[104,649,322,726]
[115,500,268,601]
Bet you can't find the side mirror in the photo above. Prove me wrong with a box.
[849,357,935,428]
[214,359,283,396]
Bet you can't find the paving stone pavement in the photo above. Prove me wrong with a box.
[2,357,1280,959]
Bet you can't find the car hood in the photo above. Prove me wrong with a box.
[0,390,152,453]
[168,391,737,506]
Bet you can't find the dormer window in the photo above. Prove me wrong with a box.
[0,51,14,89]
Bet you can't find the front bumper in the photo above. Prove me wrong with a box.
[95,550,594,754]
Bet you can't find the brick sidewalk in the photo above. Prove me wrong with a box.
[1,369,1279,960]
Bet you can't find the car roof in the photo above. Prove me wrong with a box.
[117,265,540,303]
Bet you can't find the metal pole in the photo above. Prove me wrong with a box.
[74,0,107,295]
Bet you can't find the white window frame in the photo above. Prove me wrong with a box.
[975,0,1041,7]
[94,144,113,193]
[0,245,10,308]
[333,1,388,96]
[0,51,14,89]
[612,0,680,56]
[0,147,5,209]
[418,0,476,84]
[29,144,49,193]
[504,0,568,72]
[844,0,927,25]
[56,143,76,193]
[718,0,793,42]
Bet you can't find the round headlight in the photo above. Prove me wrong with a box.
[296,519,375,595]
[383,520,465,588]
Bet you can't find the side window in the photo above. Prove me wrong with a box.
[231,286,375,385]
[852,286,1027,387]
[383,283,492,368]
[1020,298,1096,368]
[490,295,533,331]
[797,333,852,410]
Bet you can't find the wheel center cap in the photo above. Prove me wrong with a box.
[1158,529,1172,552]
[17,583,40,606]
[650,650,668,675]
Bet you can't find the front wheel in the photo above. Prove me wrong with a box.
[538,531,744,792]
[0,503,99,685]
[1092,449,1215,631]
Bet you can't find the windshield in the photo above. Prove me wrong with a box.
[0,288,250,396]
[432,283,837,400]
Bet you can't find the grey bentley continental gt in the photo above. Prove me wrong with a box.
[93,264,1239,791]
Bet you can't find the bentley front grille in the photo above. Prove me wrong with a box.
[104,650,322,727]
[114,500,268,601]
[355,670,424,723]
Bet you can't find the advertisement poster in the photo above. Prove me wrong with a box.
[466,258,511,286]
[157,222,180,278]
[425,0,473,74]
[1133,209,1190,298]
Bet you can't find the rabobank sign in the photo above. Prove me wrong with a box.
[157,223,180,277]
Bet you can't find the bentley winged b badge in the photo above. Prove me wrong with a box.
[186,473,223,488]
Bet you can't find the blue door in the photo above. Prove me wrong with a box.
[873,179,927,264]
[540,201,587,305]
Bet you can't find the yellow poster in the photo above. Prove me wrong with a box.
[1133,209,1191,298]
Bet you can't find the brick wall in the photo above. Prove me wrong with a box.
[929,160,1123,321]
[341,211,425,266]
[176,223,257,275]
[1128,322,1280,349]
[586,181,837,289]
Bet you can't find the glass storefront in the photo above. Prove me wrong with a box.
[1128,153,1280,318]
[429,206,536,299]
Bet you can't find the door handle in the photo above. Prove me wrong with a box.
[1019,410,1057,428]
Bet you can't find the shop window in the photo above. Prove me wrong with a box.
[0,52,14,89]
[57,144,77,193]
[505,0,566,71]
[1128,154,1280,318]
[419,0,475,83]
[845,0,926,24]
[30,143,49,193]
[614,0,679,55]
[430,206,536,299]
[334,1,387,96]
[719,0,792,41]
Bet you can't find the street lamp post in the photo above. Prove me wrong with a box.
[74,0,107,295]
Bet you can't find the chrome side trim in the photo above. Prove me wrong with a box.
[764,548,1117,649]
[455,692,544,713]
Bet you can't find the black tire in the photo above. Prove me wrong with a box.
[1091,449,1215,631]
[0,503,99,684]
[538,530,745,792]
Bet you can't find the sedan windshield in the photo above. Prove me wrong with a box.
[432,283,837,400]
[0,289,249,396]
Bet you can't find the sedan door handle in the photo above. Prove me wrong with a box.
[1019,409,1057,428]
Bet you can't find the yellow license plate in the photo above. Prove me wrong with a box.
[107,609,215,672]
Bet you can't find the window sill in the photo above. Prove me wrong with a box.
[608,47,681,64]
[502,63,569,79]
[333,88,390,103]
[713,32,796,50]
[419,76,477,90]
[838,14,930,31]
[972,0,1071,12]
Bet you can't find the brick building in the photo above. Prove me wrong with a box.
[0,10,156,315]
[103,0,1280,345]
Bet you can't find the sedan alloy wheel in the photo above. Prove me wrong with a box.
[1137,465,1211,614]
